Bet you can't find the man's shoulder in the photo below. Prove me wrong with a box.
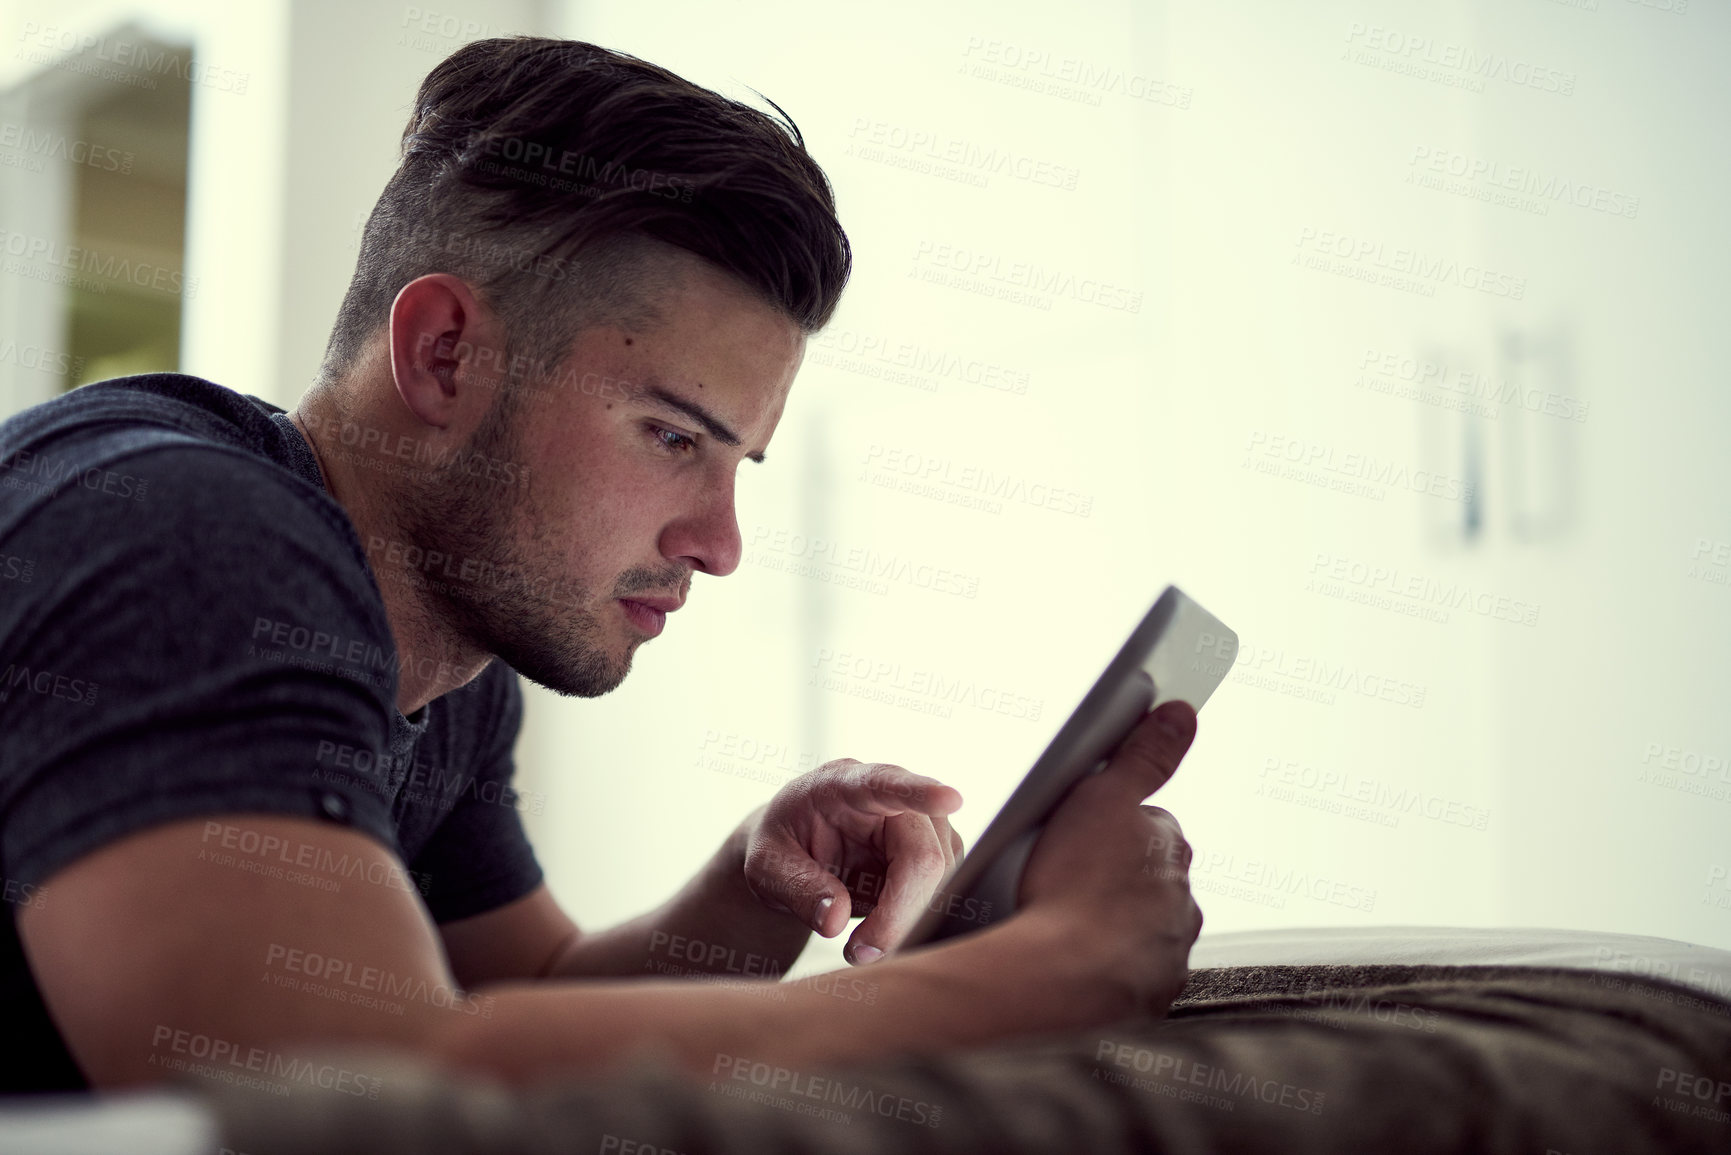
[0,373,362,572]
[0,376,391,706]
[0,372,290,464]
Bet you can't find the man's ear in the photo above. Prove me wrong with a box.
[388,273,505,432]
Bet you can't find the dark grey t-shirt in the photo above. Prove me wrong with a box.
[0,372,544,1093]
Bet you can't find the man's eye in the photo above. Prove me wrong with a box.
[650,425,697,454]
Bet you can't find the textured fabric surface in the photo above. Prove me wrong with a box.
[196,963,1731,1154]
[1190,925,1731,1001]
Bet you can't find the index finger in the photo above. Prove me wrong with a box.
[822,762,964,819]
[845,811,950,962]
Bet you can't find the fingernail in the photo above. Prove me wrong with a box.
[813,896,833,932]
[852,944,883,965]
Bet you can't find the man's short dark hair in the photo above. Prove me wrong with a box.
[317,36,851,390]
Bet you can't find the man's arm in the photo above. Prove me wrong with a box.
[442,754,973,987]
[441,819,810,990]
[16,814,1100,1088]
[21,704,1201,1088]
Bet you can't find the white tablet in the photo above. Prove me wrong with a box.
[897,585,1237,952]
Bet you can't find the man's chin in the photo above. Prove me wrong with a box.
[485,631,634,699]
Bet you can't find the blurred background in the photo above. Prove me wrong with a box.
[1,0,1725,976]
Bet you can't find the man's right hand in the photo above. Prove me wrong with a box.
[1014,700,1204,1017]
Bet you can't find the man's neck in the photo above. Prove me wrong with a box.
[287,401,492,716]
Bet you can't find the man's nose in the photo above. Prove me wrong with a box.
[664,483,742,577]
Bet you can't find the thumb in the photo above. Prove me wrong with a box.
[1093,700,1197,807]
[743,843,852,936]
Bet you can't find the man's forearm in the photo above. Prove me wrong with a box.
[544,807,812,981]
[431,906,1133,1085]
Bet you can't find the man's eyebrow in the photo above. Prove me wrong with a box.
[639,385,766,464]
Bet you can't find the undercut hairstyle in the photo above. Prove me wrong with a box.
[316,36,851,396]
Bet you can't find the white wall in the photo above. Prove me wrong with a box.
[519,0,1731,972]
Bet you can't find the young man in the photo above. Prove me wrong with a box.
[0,37,1202,1093]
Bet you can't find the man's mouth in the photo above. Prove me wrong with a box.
[618,596,679,636]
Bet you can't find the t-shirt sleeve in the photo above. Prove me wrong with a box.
[0,442,403,888]
[406,664,546,924]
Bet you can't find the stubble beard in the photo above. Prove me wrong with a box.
[393,388,637,698]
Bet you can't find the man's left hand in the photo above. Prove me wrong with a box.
[741,760,964,965]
